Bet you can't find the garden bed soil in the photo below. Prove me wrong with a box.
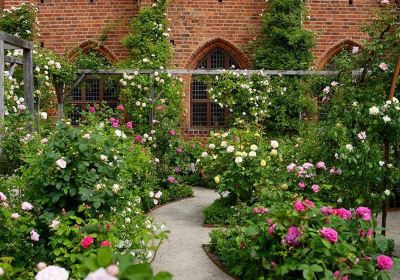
[202,244,240,280]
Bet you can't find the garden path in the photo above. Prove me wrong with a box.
[151,187,232,280]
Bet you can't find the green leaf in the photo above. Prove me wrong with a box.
[375,234,389,253]
[245,225,259,236]
[154,272,173,280]
[97,247,112,267]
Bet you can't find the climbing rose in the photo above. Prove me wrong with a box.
[56,158,67,169]
[355,207,371,221]
[376,255,393,270]
[294,200,306,212]
[112,122,118,128]
[30,230,40,242]
[81,236,94,249]
[358,131,367,141]
[88,106,96,113]
[320,227,338,243]
[21,201,33,211]
[35,266,69,280]
[285,227,301,246]
[101,241,112,247]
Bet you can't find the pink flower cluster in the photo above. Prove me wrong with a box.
[355,207,371,221]
[320,227,338,243]
[320,207,352,220]
[253,207,269,214]
[285,226,301,246]
[294,199,315,212]
[376,255,393,270]
[109,117,120,128]
[333,271,349,280]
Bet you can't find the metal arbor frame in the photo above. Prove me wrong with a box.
[0,31,34,122]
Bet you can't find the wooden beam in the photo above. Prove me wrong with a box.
[0,40,4,121]
[78,69,340,76]
[23,48,35,121]
[9,64,18,77]
[4,56,23,65]
[0,31,33,50]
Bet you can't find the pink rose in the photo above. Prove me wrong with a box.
[117,105,125,111]
[316,161,326,170]
[304,199,315,208]
[294,200,306,212]
[81,236,94,249]
[285,226,301,246]
[286,163,297,172]
[376,255,393,270]
[379,62,388,71]
[267,219,273,225]
[268,224,276,236]
[0,192,7,201]
[320,206,332,216]
[134,134,142,143]
[311,184,320,193]
[126,121,133,129]
[107,265,119,276]
[167,176,177,184]
[253,207,269,214]
[320,227,338,243]
[355,207,371,221]
[112,122,118,128]
[169,129,176,136]
[176,147,183,154]
[156,105,165,111]
[89,106,96,113]
[332,208,352,220]
[109,117,116,123]
[298,181,306,189]
[100,241,112,247]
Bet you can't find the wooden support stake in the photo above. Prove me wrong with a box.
[23,48,35,127]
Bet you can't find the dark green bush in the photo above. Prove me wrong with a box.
[203,196,235,225]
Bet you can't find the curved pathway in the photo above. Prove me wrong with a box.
[151,187,232,280]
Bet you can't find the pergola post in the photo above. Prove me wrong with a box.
[23,48,34,116]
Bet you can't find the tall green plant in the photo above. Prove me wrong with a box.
[253,0,314,70]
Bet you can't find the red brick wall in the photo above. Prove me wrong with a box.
[2,0,138,61]
[305,0,381,69]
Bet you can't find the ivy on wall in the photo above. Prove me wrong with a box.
[253,0,315,70]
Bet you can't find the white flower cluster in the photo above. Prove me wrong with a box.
[369,97,400,124]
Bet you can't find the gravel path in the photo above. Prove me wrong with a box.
[151,187,232,280]
[150,187,400,279]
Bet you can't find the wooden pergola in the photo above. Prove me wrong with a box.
[0,31,34,121]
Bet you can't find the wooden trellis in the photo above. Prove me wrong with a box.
[0,31,34,122]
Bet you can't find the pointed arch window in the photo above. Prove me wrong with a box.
[191,48,239,128]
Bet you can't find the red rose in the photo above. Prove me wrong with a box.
[81,236,94,249]
[100,241,112,247]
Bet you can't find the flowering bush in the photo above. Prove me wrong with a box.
[197,129,281,202]
[210,200,397,279]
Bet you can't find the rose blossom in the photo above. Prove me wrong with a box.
[304,199,315,208]
[268,224,276,236]
[316,161,326,170]
[253,207,269,214]
[320,227,338,243]
[176,147,183,154]
[320,206,332,216]
[332,208,352,220]
[0,192,6,201]
[88,106,96,113]
[21,201,33,211]
[379,62,388,71]
[11,212,20,219]
[30,230,40,242]
[167,176,177,184]
[81,236,94,249]
[85,268,117,280]
[126,121,133,129]
[101,241,112,247]
[311,184,320,193]
[285,226,301,246]
[117,105,125,111]
[107,265,119,277]
[286,163,297,172]
[298,181,306,189]
[112,122,118,128]
[294,200,306,212]
[56,158,67,169]
[376,255,393,270]
[109,117,116,123]
[302,162,314,169]
[355,207,371,221]
[35,265,69,280]
[169,129,176,136]
[134,134,142,143]
[358,131,367,141]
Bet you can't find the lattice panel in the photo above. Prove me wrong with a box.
[211,103,225,127]
[211,49,225,69]
[71,85,81,101]
[192,103,208,126]
[104,80,118,101]
[85,79,100,101]
[192,80,208,100]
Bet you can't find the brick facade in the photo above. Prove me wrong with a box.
[1,0,385,134]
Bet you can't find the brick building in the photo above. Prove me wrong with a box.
[0,0,384,134]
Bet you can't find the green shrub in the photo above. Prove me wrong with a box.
[158,185,193,206]
[203,196,235,225]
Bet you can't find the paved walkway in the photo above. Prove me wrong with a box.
[151,187,232,280]
[150,187,400,280]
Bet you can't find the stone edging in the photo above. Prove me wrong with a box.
[202,244,240,280]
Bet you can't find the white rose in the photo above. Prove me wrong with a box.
[270,149,278,156]
[270,140,279,149]
[383,115,391,123]
[379,161,385,167]
[220,141,227,147]
[345,144,354,151]
[235,157,243,164]
[384,189,391,196]
[35,266,69,280]
[40,112,48,119]
[112,184,120,193]
[249,151,256,157]
[56,158,67,169]
[369,106,379,115]
[100,155,108,162]
[85,268,117,280]
[221,133,228,138]
[226,146,235,153]
[149,191,154,198]
[201,152,208,157]
[250,144,258,151]
[50,219,60,230]
[209,144,215,149]
[115,130,122,137]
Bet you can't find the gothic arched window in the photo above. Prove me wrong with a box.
[191,48,239,128]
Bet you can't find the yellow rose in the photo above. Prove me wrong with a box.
[214,176,221,184]
[260,160,267,167]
